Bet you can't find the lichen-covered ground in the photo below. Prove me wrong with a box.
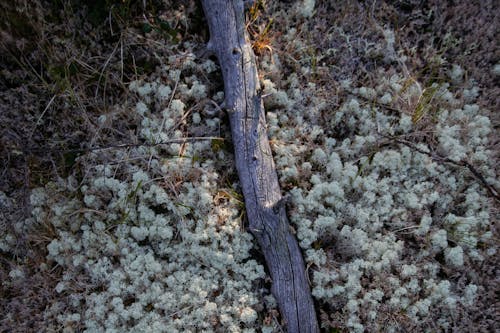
[1,1,498,332]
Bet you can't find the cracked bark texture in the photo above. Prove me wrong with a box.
[200,1,319,332]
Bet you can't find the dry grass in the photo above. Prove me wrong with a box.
[0,0,179,330]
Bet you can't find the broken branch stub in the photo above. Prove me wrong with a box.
[200,1,319,332]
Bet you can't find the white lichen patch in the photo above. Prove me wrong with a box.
[264,51,496,331]
[18,57,275,333]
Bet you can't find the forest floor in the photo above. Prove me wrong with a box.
[1,1,498,332]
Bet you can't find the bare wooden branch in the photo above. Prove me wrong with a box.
[200,1,319,332]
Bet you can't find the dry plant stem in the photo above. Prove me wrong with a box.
[16,137,224,155]
[200,1,319,332]
[383,134,500,202]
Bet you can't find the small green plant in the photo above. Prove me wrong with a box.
[142,17,180,43]
[412,84,441,124]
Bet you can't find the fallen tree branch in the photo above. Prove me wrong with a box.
[200,1,319,332]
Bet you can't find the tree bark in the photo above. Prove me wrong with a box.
[200,1,319,332]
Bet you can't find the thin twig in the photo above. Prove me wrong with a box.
[95,39,120,100]
[156,75,180,143]
[17,136,224,156]
[28,94,57,141]
[381,133,500,201]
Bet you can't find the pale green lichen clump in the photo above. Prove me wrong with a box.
[252,6,497,329]
[264,60,496,332]
[6,55,274,332]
